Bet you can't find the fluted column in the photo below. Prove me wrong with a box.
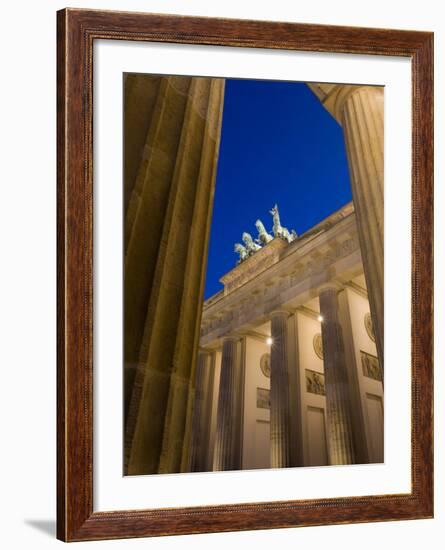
[124,76,191,419]
[213,337,244,471]
[342,87,384,371]
[308,84,384,372]
[124,76,225,475]
[270,311,293,468]
[189,351,215,472]
[337,288,372,464]
[319,285,356,465]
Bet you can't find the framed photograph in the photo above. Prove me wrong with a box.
[57,8,433,542]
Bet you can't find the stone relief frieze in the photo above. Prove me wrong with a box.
[256,387,271,409]
[305,369,326,396]
[360,350,381,381]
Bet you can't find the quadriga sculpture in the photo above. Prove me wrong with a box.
[269,204,297,243]
[242,232,262,256]
[255,219,273,245]
[234,242,248,263]
[233,204,297,264]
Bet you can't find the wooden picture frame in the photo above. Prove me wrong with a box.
[57,8,433,542]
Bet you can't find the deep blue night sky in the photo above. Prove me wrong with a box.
[204,79,352,299]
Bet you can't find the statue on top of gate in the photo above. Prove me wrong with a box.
[255,219,274,245]
[233,204,297,264]
[270,204,297,243]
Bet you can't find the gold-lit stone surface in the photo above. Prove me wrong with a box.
[309,83,384,371]
[124,75,225,475]
[124,75,191,420]
[122,78,384,476]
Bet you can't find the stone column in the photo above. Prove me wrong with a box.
[319,285,356,465]
[123,75,190,421]
[308,84,384,372]
[189,351,215,472]
[337,288,371,464]
[124,76,225,475]
[270,311,293,468]
[213,337,244,471]
[288,312,305,467]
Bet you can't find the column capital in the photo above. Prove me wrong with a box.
[269,309,291,319]
[308,83,383,124]
[221,334,239,345]
[318,282,344,295]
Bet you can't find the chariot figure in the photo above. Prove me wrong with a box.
[255,219,273,245]
[234,242,248,263]
[269,204,297,243]
[242,232,262,256]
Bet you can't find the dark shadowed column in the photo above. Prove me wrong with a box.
[213,337,244,471]
[188,351,215,472]
[319,285,356,465]
[270,310,293,468]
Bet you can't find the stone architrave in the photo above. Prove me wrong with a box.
[124,76,225,475]
[319,285,356,465]
[308,83,384,373]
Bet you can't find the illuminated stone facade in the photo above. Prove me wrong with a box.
[122,75,384,475]
[190,202,384,471]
